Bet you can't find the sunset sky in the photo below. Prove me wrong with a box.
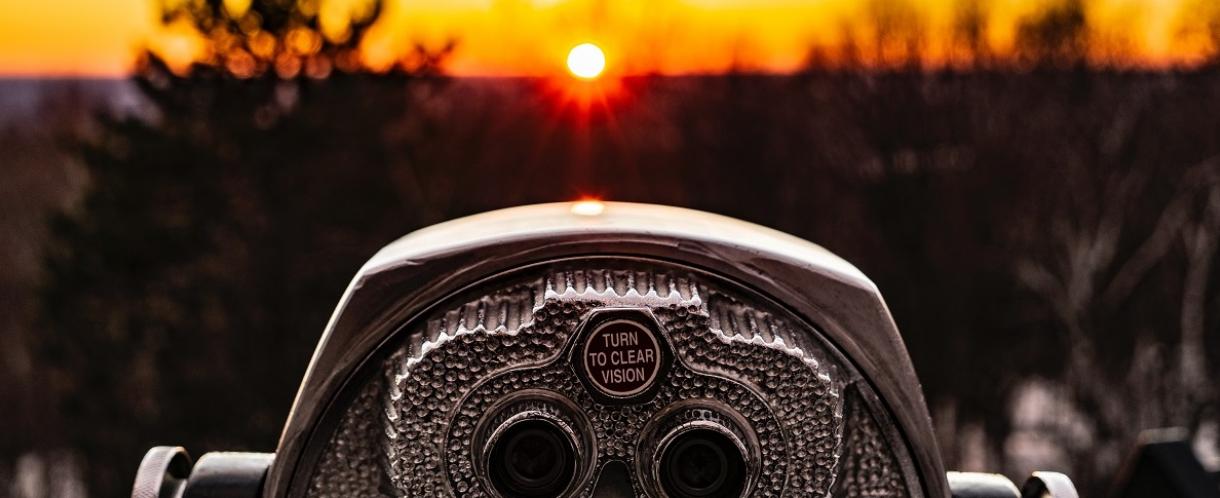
[0,0,1212,77]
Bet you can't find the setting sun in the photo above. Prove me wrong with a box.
[566,43,605,79]
[0,1,1217,76]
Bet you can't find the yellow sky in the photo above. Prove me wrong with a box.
[0,0,155,76]
[0,0,1210,77]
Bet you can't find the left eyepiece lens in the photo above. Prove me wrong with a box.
[489,419,576,497]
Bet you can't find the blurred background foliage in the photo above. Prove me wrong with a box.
[2,0,1220,497]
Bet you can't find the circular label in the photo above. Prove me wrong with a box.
[581,319,662,397]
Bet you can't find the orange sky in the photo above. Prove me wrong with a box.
[0,0,1212,77]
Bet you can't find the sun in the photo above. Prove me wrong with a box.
[566,43,606,79]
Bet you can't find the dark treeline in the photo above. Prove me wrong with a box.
[3,0,1220,497]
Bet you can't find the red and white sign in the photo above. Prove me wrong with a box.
[581,319,662,397]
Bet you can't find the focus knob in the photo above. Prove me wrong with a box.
[131,448,273,498]
[132,447,192,498]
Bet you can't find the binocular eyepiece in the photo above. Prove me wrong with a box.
[486,414,578,497]
[132,202,1078,498]
[650,409,749,498]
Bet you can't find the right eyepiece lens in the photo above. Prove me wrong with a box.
[660,428,746,498]
[489,419,576,497]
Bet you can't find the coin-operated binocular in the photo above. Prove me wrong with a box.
[132,202,1078,498]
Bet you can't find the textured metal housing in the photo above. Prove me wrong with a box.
[264,202,950,498]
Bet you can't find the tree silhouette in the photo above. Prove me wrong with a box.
[158,0,373,78]
[36,1,447,496]
[1014,0,1089,68]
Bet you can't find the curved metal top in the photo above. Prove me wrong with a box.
[265,201,949,498]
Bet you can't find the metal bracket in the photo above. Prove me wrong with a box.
[1021,471,1080,498]
[131,448,273,498]
[948,471,1080,498]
